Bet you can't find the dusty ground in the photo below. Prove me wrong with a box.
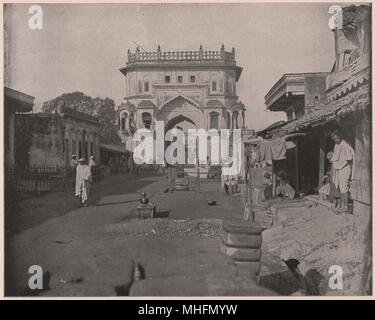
[260,200,363,295]
[5,172,362,296]
[5,173,276,296]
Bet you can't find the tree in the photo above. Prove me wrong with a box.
[96,98,122,145]
[42,92,97,115]
[41,92,122,145]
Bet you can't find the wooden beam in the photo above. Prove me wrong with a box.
[318,128,326,186]
[295,141,299,193]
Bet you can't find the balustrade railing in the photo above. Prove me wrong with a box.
[127,47,235,63]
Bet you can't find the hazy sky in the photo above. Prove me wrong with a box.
[4,2,335,130]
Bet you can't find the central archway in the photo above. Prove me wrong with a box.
[160,95,203,130]
[164,115,198,167]
[165,114,197,132]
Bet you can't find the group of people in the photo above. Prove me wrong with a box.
[319,129,354,214]
[237,128,354,214]
[71,154,96,207]
[262,170,296,200]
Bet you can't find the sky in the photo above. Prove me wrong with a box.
[4,2,336,130]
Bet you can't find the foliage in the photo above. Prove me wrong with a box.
[41,92,122,145]
[96,98,122,145]
[14,115,33,168]
[42,92,97,115]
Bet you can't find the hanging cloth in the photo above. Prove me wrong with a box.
[256,137,287,162]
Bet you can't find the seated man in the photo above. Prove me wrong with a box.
[276,171,295,200]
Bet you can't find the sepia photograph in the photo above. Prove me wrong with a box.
[2,1,372,298]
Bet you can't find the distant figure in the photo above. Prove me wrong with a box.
[89,155,96,170]
[75,158,92,207]
[221,157,238,194]
[88,155,96,181]
[276,170,295,200]
[108,157,114,175]
[330,129,354,213]
[71,154,78,169]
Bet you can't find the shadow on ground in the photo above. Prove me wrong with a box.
[5,174,162,236]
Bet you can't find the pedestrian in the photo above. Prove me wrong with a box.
[71,154,78,169]
[221,157,238,194]
[330,129,354,214]
[70,154,78,182]
[89,155,96,171]
[75,158,92,207]
[108,157,114,175]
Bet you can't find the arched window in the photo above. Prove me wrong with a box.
[142,112,152,129]
[232,111,239,129]
[121,113,128,131]
[144,78,150,92]
[226,112,231,129]
[129,113,134,130]
[209,112,219,130]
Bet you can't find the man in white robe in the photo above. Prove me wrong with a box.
[89,155,96,171]
[330,130,354,213]
[75,158,92,207]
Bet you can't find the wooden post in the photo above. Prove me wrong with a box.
[272,163,276,198]
[168,167,172,193]
[197,165,200,193]
[244,161,253,221]
[245,167,249,204]
[249,164,253,221]
[295,140,299,193]
[318,128,326,187]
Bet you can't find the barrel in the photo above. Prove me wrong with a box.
[221,219,263,279]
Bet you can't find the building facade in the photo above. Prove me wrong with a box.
[117,45,246,151]
[15,105,101,168]
[325,4,371,294]
[263,72,329,193]
[260,6,371,294]
[4,87,34,169]
[265,72,329,123]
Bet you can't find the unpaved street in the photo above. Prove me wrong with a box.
[6,173,277,296]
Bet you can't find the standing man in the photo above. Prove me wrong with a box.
[221,157,238,194]
[330,129,355,214]
[75,158,92,207]
[108,157,114,175]
[89,155,96,171]
[71,154,78,169]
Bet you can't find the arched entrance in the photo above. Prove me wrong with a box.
[165,114,197,132]
[165,115,198,166]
